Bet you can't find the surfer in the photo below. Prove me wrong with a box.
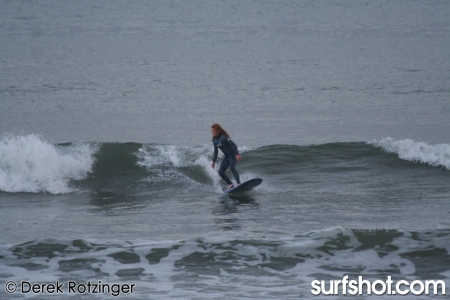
[211,123,242,189]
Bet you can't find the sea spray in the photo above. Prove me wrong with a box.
[0,134,96,194]
[136,144,222,189]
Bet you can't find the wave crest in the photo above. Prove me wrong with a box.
[368,138,450,170]
[0,134,97,194]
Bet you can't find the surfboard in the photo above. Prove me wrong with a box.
[224,178,262,194]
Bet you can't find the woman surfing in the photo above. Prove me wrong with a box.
[211,123,242,190]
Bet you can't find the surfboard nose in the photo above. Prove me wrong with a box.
[224,178,262,194]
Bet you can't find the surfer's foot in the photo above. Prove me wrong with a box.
[228,184,234,189]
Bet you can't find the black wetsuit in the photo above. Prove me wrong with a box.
[212,134,240,185]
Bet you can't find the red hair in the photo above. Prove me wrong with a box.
[211,123,230,139]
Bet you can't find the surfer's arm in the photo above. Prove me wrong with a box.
[228,139,239,155]
[228,139,242,161]
[212,144,218,162]
[212,144,218,168]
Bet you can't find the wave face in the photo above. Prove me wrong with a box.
[0,135,448,195]
[0,135,96,194]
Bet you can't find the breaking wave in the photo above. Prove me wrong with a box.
[0,134,97,194]
[368,138,450,170]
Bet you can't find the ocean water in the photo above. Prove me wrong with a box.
[1,1,449,299]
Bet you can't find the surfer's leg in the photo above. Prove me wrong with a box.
[229,156,240,184]
[218,158,232,185]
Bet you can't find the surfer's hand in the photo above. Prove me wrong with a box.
[211,162,215,169]
[236,154,242,162]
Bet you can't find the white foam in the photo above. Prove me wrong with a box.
[368,138,450,170]
[137,144,223,189]
[136,144,264,194]
[0,134,96,194]
[1,229,448,299]
[157,144,216,168]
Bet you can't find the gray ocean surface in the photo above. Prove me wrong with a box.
[1,1,450,299]
[2,0,449,146]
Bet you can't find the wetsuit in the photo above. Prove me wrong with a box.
[212,134,240,185]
